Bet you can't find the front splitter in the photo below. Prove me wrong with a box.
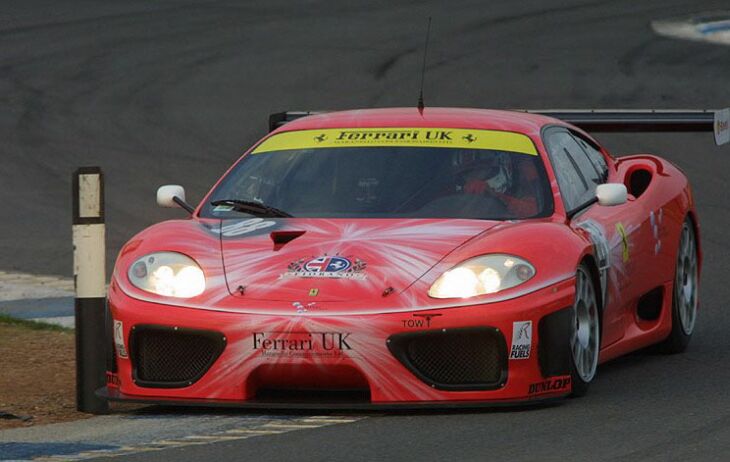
[97,387,567,411]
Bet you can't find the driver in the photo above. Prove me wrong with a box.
[462,153,539,217]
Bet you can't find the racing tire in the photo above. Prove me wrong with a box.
[570,264,601,397]
[657,217,698,354]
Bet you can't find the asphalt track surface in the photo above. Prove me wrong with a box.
[2,0,730,460]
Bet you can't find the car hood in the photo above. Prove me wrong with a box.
[217,218,497,302]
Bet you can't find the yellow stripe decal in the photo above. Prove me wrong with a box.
[253,127,538,155]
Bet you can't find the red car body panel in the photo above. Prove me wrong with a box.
[105,108,700,406]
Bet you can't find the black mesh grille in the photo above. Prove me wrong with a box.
[388,327,507,390]
[130,326,225,388]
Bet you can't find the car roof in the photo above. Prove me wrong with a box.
[275,107,565,135]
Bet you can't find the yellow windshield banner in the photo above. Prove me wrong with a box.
[252,127,538,155]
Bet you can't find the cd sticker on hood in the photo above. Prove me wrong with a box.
[282,255,367,280]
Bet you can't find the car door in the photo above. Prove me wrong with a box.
[543,127,645,348]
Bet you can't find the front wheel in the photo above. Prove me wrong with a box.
[570,265,601,397]
[657,218,698,353]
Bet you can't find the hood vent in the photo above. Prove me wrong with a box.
[270,230,306,251]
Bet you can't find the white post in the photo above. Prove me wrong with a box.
[73,166,109,414]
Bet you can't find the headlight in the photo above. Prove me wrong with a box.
[428,254,535,299]
[128,252,205,298]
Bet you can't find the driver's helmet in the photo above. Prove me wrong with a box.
[456,151,513,194]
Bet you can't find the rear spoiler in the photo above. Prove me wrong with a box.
[269,111,323,132]
[269,109,730,146]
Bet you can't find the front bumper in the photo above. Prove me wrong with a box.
[105,276,576,406]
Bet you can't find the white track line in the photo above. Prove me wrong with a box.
[0,271,73,301]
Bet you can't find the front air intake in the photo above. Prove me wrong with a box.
[130,325,226,388]
[387,327,507,391]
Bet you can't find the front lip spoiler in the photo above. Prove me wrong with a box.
[97,387,567,411]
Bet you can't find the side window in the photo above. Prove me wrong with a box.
[573,134,608,182]
[544,130,598,212]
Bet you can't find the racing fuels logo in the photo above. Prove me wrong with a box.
[282,255,367,280]
[528,376,571,395]
[252,332,353,358]
[113,320,128,358]
[509,321,532,360]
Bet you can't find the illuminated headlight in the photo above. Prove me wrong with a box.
[128,252,205,298]
[428,254,535,299]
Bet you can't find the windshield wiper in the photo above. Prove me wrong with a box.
[211,199,293,218]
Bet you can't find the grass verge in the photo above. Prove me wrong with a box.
[0,315,89,430]
[0,313,72,332]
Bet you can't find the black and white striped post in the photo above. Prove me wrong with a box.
[72,167,109,414]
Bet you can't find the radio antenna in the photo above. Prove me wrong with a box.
[417,17,432,115]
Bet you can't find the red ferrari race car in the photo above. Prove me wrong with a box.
[101,107,727,408]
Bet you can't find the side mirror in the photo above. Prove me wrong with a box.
[157,185,185,207]
[596,183,628,207]
[157,185,195,214]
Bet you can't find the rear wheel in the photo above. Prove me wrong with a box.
[658,218,698,353]
[570,265,601,397]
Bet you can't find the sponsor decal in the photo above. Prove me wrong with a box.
[252,332,353,358]
[577,220,610,308]
[305,256,351,272]
[335,129,452,142]
[578,220,609,268]
[400,313,442,328]
[650,208,664,255]
[113,320,128,358]
[251,127,538,155]
[509,321,532,360]
[528,376,572,395]
[308,288,319,296]
[616,222,630,263]
[106,371,121,387]
[293,301,317,314]
[282,255,367,280]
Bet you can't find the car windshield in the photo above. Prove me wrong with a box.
[201,128,553,220]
